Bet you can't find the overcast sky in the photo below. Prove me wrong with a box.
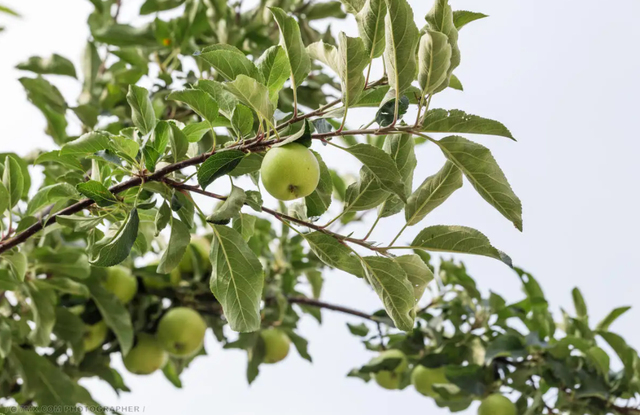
[1,0,640,414]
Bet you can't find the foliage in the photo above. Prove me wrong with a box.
[0,0,637,414]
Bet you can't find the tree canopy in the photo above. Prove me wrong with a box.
[0,0,638,414]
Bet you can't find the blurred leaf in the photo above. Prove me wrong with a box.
[86,280,134,355]
[157,218,190,273]
[17,54,77,78]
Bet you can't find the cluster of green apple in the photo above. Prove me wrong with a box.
[370,350,516,415]
[81,235,294,375]
[82,265,207,375]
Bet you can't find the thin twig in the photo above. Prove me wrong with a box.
[288,297,380,322]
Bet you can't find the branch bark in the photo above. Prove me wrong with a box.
[287,297,380,322]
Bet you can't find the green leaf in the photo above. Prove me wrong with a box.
[231,104,254,138]
[410,225,511,266]
[308,33,368,106]
[86,280,134,355]
[198,44,263,82]
[425,0,460,88]
[4,250,27,281]
[24,282,56,347]
[230,153,263,177]
[60,131,112,156]
[223,75,274,122]
[0,321,11,359]
[157,218,190,274]
[361,256,415,331]
[347,322,369,336]
[19,76,67,113]
[305,150,333,217]
[285,329,312,362]
[422,109,515,140]
[383,0,419,100]
[197,80,239,118]
[17,54,77,78]
[375,95,409,127]
[596,306,631,331]
[344,143,407,201]
[35,150,84,172]
[431,136,522,230]
[168,88,219,125]
[207,185,246,225]
[126,85,156,135]
[232,213,257,241]
[182,121,211,143]
[92,23,157,47]
[378,134,417,218]
[11,347,88,406]
[303,232,364,278]
[144,121,171,171]
[32,247,91,279]
[35,277,90,297]
[269,7,311,94]
[405,161,462,226]
[140,0,185,14]
[53,307,85,364]
[338,0,365,14]
[448,74,463,91]
[26,183,79,215]
[572,287,588,320]
[586,347,610,379]
[395,254,434,303]
[197,150,246,189]
[344,167,389,212]
[418,30,452,96]
[305,270,324,299]
[89,208,140,267]
[256,46,291,106]
[356,0,387,60]
[0,5,19,16]
[209,225,265,332]
[3,155,24,208]
[162,359,183,388]
[76,180,119,207]
[453,10,488,30]
[305,1,346,20]
[0,181,8,215]
[274,118,312,148]
[245,191,263,212]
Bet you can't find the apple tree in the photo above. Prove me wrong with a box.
[0,0,638,414]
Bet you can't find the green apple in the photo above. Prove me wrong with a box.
[143,261,182,290]
[179,236,211,273]
[260,328,291,364]
[157,307,207,357]
[370,349,408,390]
[411,365,449,398]
[260,143,320,201]
[478,394,516,415]
[83,321,108,352]
[103,265,138,304]
[123,333,168,375]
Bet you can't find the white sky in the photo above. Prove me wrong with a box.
[1,0,640,414]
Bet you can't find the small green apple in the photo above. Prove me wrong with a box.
[179,236,211,273]
[370,349,408,390]
[83,321,108,352]
[143,261,182,290]
[123,333,168,375]
[478,394,516,415]
[103,265,138,304]
[411,365,449,398]
[157,307,207,357]
[260,143,320,201]
[260,328,291,364]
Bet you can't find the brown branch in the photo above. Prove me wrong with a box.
[287,297,380,322]
[163,179,385,254]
